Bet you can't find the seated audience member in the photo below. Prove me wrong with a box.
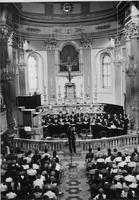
[43,185,57,200]
[94,147,103,160]
[42,148,50,159]
[93,188,107,200]
[85,147,94,163]
[33,186,43,199]
[52,150,59,162]
[33,173,44,189]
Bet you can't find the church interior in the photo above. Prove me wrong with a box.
[1,1,139,200]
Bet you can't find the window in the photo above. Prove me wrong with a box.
[102,54,111,88]
[28,55,38,94]
[59,44,79,72]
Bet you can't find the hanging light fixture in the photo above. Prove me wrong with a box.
[1,26,16,81]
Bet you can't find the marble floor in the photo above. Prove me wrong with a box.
[59,155,90,200]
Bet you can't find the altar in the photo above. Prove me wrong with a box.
[64,82,76,104]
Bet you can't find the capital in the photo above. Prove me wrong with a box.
[79,37,93,48]
[8,31,15,46]
[1,26,10,39]
[45,37,57,50]
[124,22,139,40]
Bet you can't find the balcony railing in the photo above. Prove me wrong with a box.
[12,134,139,153]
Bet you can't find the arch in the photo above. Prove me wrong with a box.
[27,52,43,95]
[58,42,80,72]
[101,53,111,88]
[58,41,80,52]
[95,49,112,90]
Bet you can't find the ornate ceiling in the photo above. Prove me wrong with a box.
[0,2,131,41]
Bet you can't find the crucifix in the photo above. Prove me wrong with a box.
[66,56,72,82]
[61,56,77,82]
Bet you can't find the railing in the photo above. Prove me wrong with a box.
[80,134,139,151]
[13,134,139,153]
[0,111,8,134]
[13,138,67,153]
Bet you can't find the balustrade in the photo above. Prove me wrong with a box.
[13,134,139,153]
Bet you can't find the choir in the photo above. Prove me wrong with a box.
[41,111,129,139]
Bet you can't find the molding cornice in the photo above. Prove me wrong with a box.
[19,7,117,27]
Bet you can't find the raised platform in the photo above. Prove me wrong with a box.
[38,103,123,115]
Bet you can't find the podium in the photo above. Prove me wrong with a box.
[64,82,76,104]
[17,107,43,140]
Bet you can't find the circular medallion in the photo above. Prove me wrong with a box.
[62,3,73,13]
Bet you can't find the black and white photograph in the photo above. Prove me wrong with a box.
[1,1,139,200]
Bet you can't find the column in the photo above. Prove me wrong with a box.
[45,36,57,105]
[124,3,139,130]
[80,35,93,103]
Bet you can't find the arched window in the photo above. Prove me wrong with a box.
[27,55,38,94]
[59,44,79,72]
[102,54,111,88]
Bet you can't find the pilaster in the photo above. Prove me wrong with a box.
[124,3,139,130]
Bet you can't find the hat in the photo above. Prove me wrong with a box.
[6,192,17,199]
[6,177,13,183]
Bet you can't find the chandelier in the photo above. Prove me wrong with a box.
[1,59,15,81]
[17,12,25,67]
[1,27,15,81]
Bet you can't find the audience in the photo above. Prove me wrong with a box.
[86,147,139,200]
[0,147,62,200]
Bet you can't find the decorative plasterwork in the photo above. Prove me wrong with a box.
[26,27,40,33]
[124,21,139,40]
[8,31,15,46]
[126,55,137,77]
[126,67,137,77]
[79,34,93,48]
[1,26,10,39]
[96,24,111,30]
[61,2,73,14]
[45,36,57,50]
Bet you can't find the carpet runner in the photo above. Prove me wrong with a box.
[59,157,90,200]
